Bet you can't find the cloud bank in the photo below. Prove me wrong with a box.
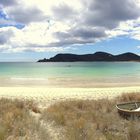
[0,0,140,52]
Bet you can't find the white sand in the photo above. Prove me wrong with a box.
[0,86,140,107]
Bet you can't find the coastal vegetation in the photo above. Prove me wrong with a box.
[0,93,140,140]
[0,99,47,140]
[43,93,140,140]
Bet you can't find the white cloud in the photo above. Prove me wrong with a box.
[0,21,71,52]
[0,0,140,53]
[105,18,140,40]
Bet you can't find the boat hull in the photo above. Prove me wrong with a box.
[116,102,140,120]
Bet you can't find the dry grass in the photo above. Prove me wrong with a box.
[42,93,140,140]
[118,93,140,102]
[0,98,48,140]
[1,92,140,140]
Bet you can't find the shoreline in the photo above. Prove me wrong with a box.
[1,77,140,88]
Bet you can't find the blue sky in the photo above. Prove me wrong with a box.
[0,0,140,61]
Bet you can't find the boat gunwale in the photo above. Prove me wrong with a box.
[116,101,140,113]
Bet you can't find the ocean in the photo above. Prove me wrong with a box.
[0,62,140,87]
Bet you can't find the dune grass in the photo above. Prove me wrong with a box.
[42,93,140,140]
[0,98,49,140]
[0,93,140,140]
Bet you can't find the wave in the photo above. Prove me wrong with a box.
[10,77,48,81]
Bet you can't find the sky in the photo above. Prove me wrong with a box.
[0,0,140,61]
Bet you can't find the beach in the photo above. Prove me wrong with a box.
[1,0,140,138]
[0,62,140,105]
[1,85,140,139]
[1,86,140,107]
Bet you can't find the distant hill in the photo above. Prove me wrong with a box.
[38,52,140,62]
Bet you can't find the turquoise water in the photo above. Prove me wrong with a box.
[0,62,140,78]
[0,62,140,87]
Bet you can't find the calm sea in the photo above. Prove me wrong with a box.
[0,62,140,87]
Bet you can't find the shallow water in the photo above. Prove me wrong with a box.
[0,62,140,87]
